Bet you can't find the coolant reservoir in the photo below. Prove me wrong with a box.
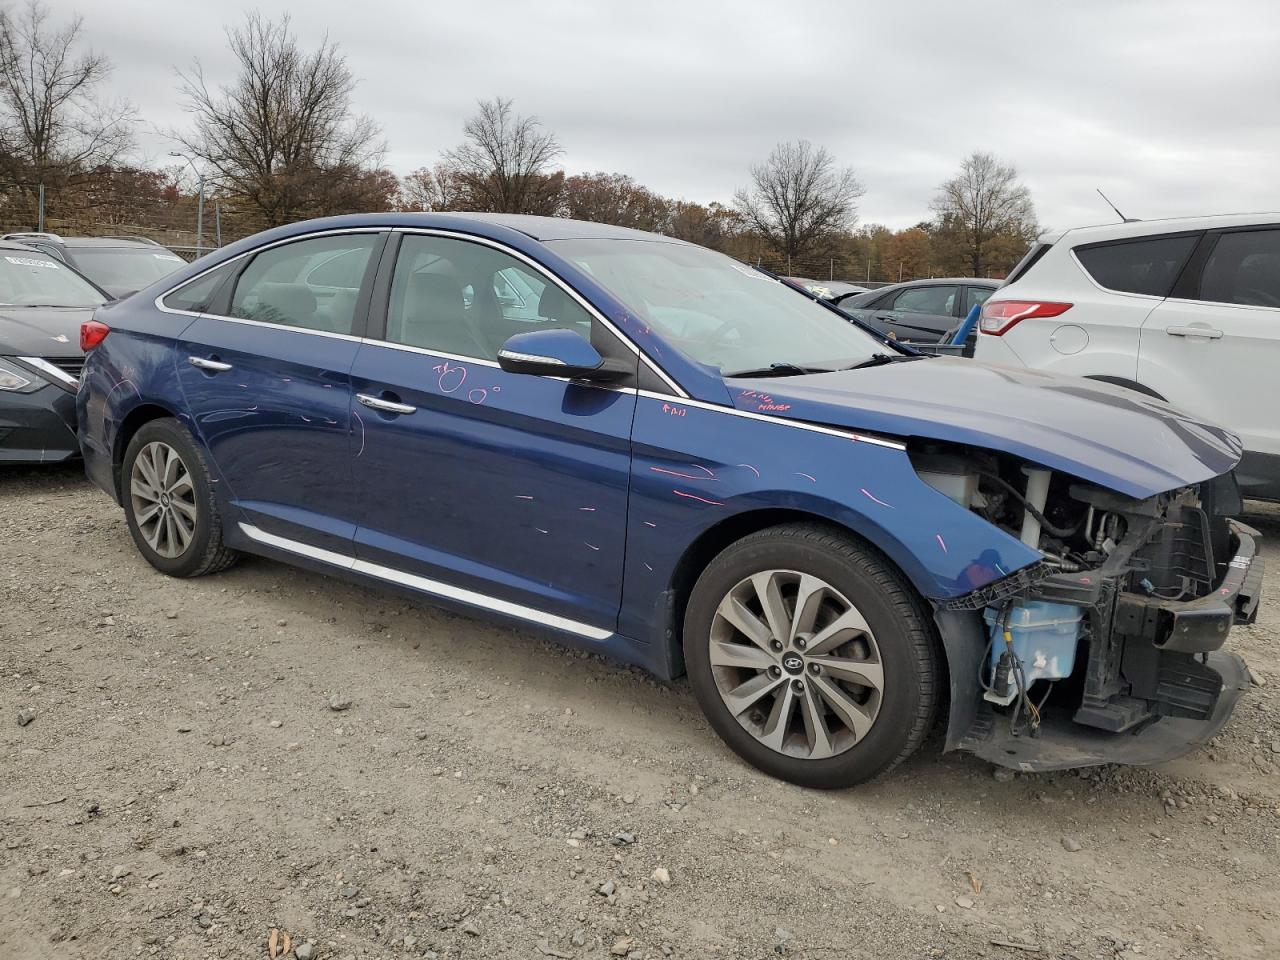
[982,601,1083,706]
[917,464,978,507]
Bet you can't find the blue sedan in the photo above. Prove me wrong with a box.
[76,213,1261,787]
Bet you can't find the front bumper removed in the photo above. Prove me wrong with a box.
[938,521,1262,773]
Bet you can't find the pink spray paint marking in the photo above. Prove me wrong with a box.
[796,472,817,483]
[433,361,467,394]
[644,562,654,572]
[736,463,761,478]
[673,489,724,507]
[643,521,657,528]
[468,388,488,405]
[660,403,686,417]
[514,495,534,500]
[535,527,549,534]
[579,506,596,512]
[860,488,895,509]
[353,411,366,458]
[935,534,948,554]
[584,542,600,551]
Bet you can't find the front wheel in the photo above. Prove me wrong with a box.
[683,523,940,788]
[122,418,238,578]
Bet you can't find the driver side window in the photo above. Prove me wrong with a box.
[385,235,594,360]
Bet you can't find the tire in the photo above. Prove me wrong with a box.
[121,418,238,578]
[683,523,939,788]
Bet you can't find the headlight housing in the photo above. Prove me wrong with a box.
[0,357,47,393]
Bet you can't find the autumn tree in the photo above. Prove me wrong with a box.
[881,226,933,281]
[442,97,563,214]
[733,140,863,261]
[0,1,135,193]
[930,152,1038,277]
[560,172,667,231]
[664,200,739,251]
[176,13,385,226]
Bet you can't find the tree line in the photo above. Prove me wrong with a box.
[0,3,1039,279]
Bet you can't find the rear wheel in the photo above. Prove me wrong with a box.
[683,523,939,788]
[122,418,238,578]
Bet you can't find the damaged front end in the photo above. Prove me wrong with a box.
[917,447,1263,772]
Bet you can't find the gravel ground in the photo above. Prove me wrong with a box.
[2,463,1278,960]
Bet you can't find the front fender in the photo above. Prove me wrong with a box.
[618,393,1040,647]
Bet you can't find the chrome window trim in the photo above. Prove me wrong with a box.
[636,389,907,450]
[238,522,612,640]
[17,355,78,386]
[392,228,689,398]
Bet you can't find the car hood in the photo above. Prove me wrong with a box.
[0,306,92,358]
[729,358,1243,500]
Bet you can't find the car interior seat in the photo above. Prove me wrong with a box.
[399,272,489,357]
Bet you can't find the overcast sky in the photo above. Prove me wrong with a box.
[53,0,1280,232]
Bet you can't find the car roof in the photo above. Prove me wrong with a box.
[0,240,58,254]
[438,212,689,243]
[861,277,999,295]
[2,233,167,249]
[1040,212,1280,246]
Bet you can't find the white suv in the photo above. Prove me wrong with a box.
[975,214,1280,501]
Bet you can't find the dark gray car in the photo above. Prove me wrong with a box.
[834,278,1000,345]
[0,241,109,462]
[2,233,186,300]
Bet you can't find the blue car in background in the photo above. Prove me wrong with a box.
[76,214,1262,787]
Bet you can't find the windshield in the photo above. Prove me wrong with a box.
[0,252,108,307]
[70,247,186,293]
[549,239,893,375]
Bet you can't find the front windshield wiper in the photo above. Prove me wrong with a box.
[841,352,933,371]
[724,361,828,378]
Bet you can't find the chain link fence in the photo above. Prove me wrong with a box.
[0,189,275,261]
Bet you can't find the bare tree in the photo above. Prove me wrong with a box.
[177,13,385,226]
[0,1,135,190]
[733,141,863,261]
[399,163,469,212]
[930,151,1038,277]
[443,97,563,214]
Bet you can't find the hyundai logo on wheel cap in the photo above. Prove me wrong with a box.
[782,654,804,675]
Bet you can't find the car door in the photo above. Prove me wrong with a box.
[175,230,386,555]
[348,231,639,632]
[1138,225,1280,479]
[875,284,959,342]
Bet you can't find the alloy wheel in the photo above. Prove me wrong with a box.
[129,440,197,559]
[708,569,884,759]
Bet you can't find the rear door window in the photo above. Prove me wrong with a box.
[229,233,380,335]
[963,285,995,314]
[1074,234,1199,296]
[892,284,957,315]
[1196,229,1280,307]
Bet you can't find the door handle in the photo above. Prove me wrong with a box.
[356,393,417,415]
[188,356,233,372]
[1165,325,1223,339]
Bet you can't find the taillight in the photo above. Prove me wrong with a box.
[979,300,1072,336]
[80,320,110,352]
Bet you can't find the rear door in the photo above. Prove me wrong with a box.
[1138,225,1280,475]
[175,230,385,554]
[348,231,639,632]
[876,284,959,342]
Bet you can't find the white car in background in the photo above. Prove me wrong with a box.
[975,214,1280,501]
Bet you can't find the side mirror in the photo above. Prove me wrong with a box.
[497,329,630,381]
